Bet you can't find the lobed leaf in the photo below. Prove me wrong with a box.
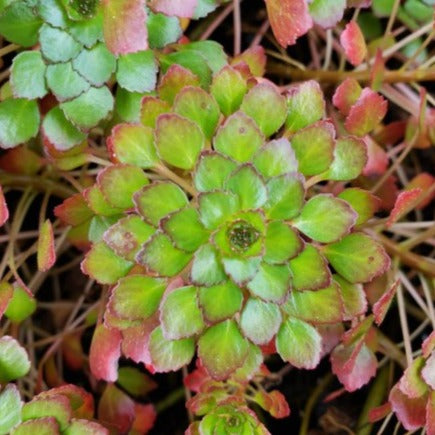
[335,275,367,320]
[158,64,200,104]
[0,384,22,435]
[338,188,380,226]
[265,0,312,47]
[149,0,197,17]
[198,320,249,380]
[147,11,182,49]
[12,417,60,434]
[0,336,30,383]
[276,317,322,369]
[264,221,303,264]
[309,0,346,28]
[198,191,239,230]
[386,188,422,227]
[39,24,81,63]
[324,233,390,283]
[373,279,398,325]
[54,193,93,226]
[332,78,362,116]
[399,357,428,398]
[102,0,148,55]
[140,96,171,128]
[37,220,56,272]
[11,51,47,99]
[64,419,109,435]
[340,21,367,66]
[191,243,226,286]
[222,256,261,285]
[155,113,205,170]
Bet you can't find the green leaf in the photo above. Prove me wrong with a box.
[5,285,36,323]
[282,282,344,323]
[240,298,282,345]
[81,241,133,284]
[88,215,120,244]
[253,138,298,178]
[60,86,114,130]
[173,86,220,140]
[276,317,322,369]
[210,65,247,117]
[198,191,239,230]
[103,215,155,261]
[0,99,39,149]
[226,165,267,210]
[64,420,107,435]
[285,80,325,133]
[116,50,158,93]
[116,88,149,123]
[289,245,331,290]
[134,182,188,226]
[39,24,81,63]
[72,43,117,86]
[213,112,264,162]
[158,64,200,104]
[334,275,367,320]
[68,9,103,47]
[247,263,291,303]
[0,385,22,435]
[42,107,86,152]
[98,164,148,209]
[147,11,182,48]
[194,151,237,192]
[22,396,71,431]
[46,62,90,102]
[338,188,380,225]
[108,123,158,168]
[322,136,367,181]
[222,256,261,285]
[155,113,205,170]
[11,51,47,99]
[264,221,303,264]
[37,0,68,28]
[292,194,357,243]
[0,336,30,383]
[309,0,346,27]
[83,184,123,216]
[162,207,209,252]
[137,232,192,277]
[178,41,228,73]
[199,281,243,323]
[140,96,171,128]
[11,418,60,435]
[191,243,226,286]
[232,343,263,382]
[161,286,204,339]
[323,233,390,283]
[109,275,166,321]
[290,121,335,176]
[264,174,305,220]
[0,2,42,46]
[241,83,287,137]
[149,327,195,372]
[198,320,249,380]
[117,366,157,397]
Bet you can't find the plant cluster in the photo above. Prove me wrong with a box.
[0,0,434,434]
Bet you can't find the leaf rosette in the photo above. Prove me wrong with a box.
[56,61,390,382]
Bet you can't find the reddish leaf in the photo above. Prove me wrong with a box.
[0,146,42,175]
[423,332,435,359]
[265,0,313,47]
[331,341,377,392]
[340,21,367,66]
[0,186,9,227]
[130,403,156,434]
[232,46,267,77]
[267,390,291,418]
[37,219,56,272]
[362,137,388,176]
[389,384,427,431]
[332,78,362,116]
[184,365,209,393]
[54,193,93,226]
[0,281,13,320]
[406,173,435,210]
[149,0,197,17]
[370,49,385,91]
[102,0,148,56]
[386,188,422,227]
[98,384,135,434]
[369,402,392,423]
[345,88,388,137]
[89,323,122,382]
[373,280,398,325]
[422,354,435,390]
[427,391,434,435]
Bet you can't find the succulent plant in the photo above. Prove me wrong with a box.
[55,59,390,383]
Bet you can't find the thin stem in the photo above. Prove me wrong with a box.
[153,164,197,197]
[322,29,333,70]
[396,283,413,367]
[384,0,400,37]
[199,2,234,41]
[0,43,19,57]
[233,0,241,56]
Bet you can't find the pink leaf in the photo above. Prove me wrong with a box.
[331,341,377,392]
[0,185,9,226]
[427,391,435,435]
[423,332,435,358]
[422,354,435,390]
[369,402,392,423]
[386,188,423,227]
[373,279,399,325]
[406,173,435,210]
[340,21,367,66]
[389,384,427,431]
[131,403,157,434]
[89,323,122,382]
[148,0,197,18]
[332,78,362,116]
[267,390,291,418]
[345,88,388,137]
[102,0,148,56]
[37,219,56,272]
[265,0,313,47]
[362,137,389,176]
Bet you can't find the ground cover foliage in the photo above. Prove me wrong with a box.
[0,0,434,433]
